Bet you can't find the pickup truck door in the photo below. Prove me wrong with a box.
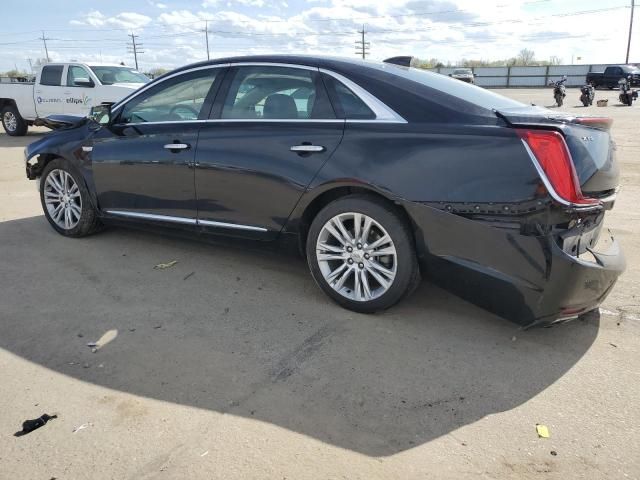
[35,64,66,118]
[64,65,95,117]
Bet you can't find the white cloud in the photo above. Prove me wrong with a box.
[70,10,152,30]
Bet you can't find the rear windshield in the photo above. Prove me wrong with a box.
[622,66,640,74]
[365,62,524,111]
[453,69,472,75]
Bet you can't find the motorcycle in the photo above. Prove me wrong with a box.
[549,76,567,107]
[580,83,595,107]
[619,76,638,106]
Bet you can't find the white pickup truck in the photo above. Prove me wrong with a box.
[0,62,149,136]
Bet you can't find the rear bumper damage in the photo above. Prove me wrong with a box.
[405,202,625,327]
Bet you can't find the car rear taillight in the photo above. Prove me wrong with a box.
[517,129,599,206]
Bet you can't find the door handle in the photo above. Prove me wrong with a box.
[290,145,325,153]
[163,143,191,151]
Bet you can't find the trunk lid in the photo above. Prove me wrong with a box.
[496,106,619,198]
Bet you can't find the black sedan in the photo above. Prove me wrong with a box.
[24,55,625,327]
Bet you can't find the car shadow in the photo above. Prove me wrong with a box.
[0,216,599,457]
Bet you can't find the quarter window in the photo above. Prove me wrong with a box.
[119,69,218,124]
[332,80,375,119]
[67,66,93,87]
[40,65,64,86]
[221,66,334,120]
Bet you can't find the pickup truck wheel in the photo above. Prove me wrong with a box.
[1,105,28,136]
[40,159,102,237]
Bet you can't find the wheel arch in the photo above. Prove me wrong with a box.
[289,182,415,257]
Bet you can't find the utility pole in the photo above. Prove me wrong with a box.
[39,31,51,62]
[27,58,33,73]
[203,20,210,60]
[127,32,144,70]
[355,24,370,59]
[626,0,635,64]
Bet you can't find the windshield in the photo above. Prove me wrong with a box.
[453,69,471,75]
[622,66,640,74]
[90,66,150,85]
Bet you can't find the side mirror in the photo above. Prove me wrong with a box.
[74,78,94,88]
[89,103,112,125]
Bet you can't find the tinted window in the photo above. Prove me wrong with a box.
[221,66,334,120]
[40,65,63,86]
[67,66,93,87]
[119,69,218,123]
[332,80,375,119]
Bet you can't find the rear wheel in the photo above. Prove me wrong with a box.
[40,158,102,237]
[306,194,420,313]
[1,105,27,136]
[555,93,563,107]
[580,95,589,107]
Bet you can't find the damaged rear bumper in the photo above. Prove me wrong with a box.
[405,202,625,327]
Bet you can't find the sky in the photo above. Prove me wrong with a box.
[0,0,636,73]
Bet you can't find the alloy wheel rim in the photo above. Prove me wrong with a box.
[3,111,17,132]
[316,212,397,302]
[44,169,82,230]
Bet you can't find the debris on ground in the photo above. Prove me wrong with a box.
[609,343,618,348]
[86,329,118,352]
[14,414,57,437]
[550,450,558,456]
[200,451,209,457]
[536,424,550,438]
[72,422,93,434]
[183,271,195,281]
[154,260,178,270]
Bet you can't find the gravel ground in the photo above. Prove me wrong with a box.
[0,87,638,480]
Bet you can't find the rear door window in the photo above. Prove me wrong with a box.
[40,65,64,86]
[220,66,335,120]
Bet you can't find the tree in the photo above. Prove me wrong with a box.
[147,67,169,78]
[516,48,535,66]
[548,56,562,65]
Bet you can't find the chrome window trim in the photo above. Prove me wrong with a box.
[227,62,318,72]
[111,61,406,124]
[320,68,407,124]
[520,140,602,211]
[113,119,346,127]
[110,64,231,113]
[105,210,268,232]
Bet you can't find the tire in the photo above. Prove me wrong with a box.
[306,194,420,313]
[580,95,588,107]
[555,94,563,107]
[1,104,28,136]
[39,158,102,237]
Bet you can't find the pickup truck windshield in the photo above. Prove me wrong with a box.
[89,67,150,85]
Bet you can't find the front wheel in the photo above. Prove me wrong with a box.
[1,105,28,136]
[306,195,420,313]
[580,95,589,107]
[40,158,102,237]
[555,94,563,107]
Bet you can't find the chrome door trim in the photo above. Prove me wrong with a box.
[320,68,407,123]
[105,210,268,231]
[198,219,268,232]
[106,210,198,225]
